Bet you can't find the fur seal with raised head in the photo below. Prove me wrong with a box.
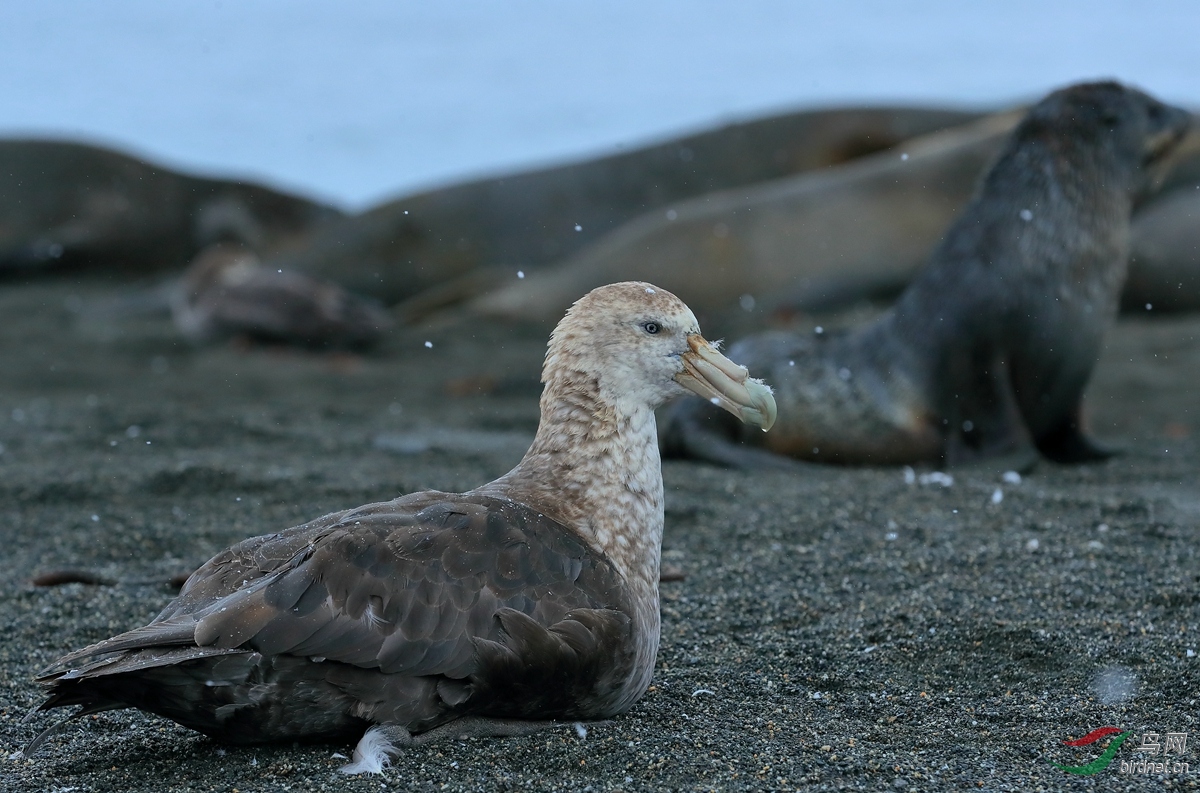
[28,282,776,770]
[466,111,1200,328]
[662,82,1192,469]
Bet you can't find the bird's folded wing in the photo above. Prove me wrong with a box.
[40,493,628,685]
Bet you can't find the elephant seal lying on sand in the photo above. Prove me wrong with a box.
[467,113,1200,327]
[1125,185,1200,313]
[467,111,1023,325]
[0,140,340,275]
[272,107,981,308]
[661,82,1193,469]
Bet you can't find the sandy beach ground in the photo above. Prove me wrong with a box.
[1,275,1197,791]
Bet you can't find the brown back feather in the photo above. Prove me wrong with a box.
[36,492,638,742]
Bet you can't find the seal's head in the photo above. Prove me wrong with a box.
[1023,81,1192,193]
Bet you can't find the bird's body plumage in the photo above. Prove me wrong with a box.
[39,491,640,743]
[31,281,776,761]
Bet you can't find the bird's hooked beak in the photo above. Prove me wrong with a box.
[675,334,777,431]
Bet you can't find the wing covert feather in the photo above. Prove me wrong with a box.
[38,492,640,728]
[131,494,628,685]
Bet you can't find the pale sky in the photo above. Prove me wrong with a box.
[2,1,1196,207]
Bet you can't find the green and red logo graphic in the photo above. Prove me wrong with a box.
[1050,726,1131,775]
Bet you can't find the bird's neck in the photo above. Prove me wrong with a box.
[480,375,665,596]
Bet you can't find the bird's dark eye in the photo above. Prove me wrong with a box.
[641,321,661,335]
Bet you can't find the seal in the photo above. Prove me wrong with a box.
[467,110,1023,325]
[1121,124,1200,312]
[27,282,775,770]
[662,82,1192,469]
[270,107,981,307]
[1125,185,1200,313]
[0,139,340,275]
[466,113,1200,328]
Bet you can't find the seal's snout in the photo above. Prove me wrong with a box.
[1161,104,1193,141]
[1143,101,1195,166]
[1172,112,1200,154]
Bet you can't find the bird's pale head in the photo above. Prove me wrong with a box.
[544,282,776,430]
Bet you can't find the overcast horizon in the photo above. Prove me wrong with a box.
[3,1,1197,208]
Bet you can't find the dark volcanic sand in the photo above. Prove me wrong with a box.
[1,276,1197,792]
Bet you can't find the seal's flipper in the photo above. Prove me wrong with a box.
[947,446,1040,477]
[660,398,806,471]
[1035,407,1118,463]
[941,353,1036,467]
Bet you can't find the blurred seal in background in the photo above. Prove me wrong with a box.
[662,82,1193,469]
